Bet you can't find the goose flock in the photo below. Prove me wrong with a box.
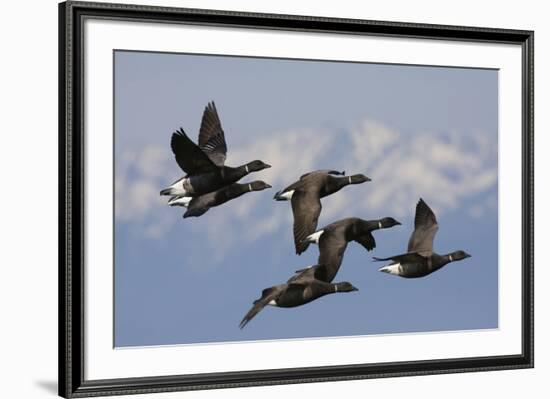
[160,101,472,329]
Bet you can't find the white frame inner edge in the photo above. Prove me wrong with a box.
[84,18,522,380]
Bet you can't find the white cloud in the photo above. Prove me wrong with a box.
[115,119,497,257]
[115,149,171,222]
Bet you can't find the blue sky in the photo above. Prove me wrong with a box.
[114,50,498,347]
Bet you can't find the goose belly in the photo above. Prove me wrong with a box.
[275,288,311,308]
[380,262,432,278]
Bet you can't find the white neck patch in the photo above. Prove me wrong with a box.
[334,285,338,293]
[449,254,453,261]
[378,221,382,229]
[248,183,252,192]
[245,164,249,173]
[348,176,352,184]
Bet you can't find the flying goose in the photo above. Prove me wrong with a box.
[239,266,358,329]
[274,170,371,254]
[298,217,401,282]
[374,198,471,278]
[168,180,271,218]
[160,102,271,197]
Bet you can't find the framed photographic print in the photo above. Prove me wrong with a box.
[59,1,534,397]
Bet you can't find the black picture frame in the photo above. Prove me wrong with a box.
[59,1,534,397]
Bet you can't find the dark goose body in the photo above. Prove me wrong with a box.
[168,180,271,218]
[375,252,468,278]
[160,102,270,197]
[301,217,401,282]
[239,267,358,329]
[274,170,371,254]
[374,198,471,278]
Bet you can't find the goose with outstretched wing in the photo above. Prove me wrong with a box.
[296,217,401,283]
[274,170,371,254]
[374,198,471,278]
[160,102,271,199]
[239,265,358,329]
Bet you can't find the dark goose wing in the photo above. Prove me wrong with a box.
[239,285,284,329]
[291,189,322,255]
[198,102,227,166]
[407,198,439,257]
[354,232,376,251]
[316,231,348,282]
[171,128,218,175]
